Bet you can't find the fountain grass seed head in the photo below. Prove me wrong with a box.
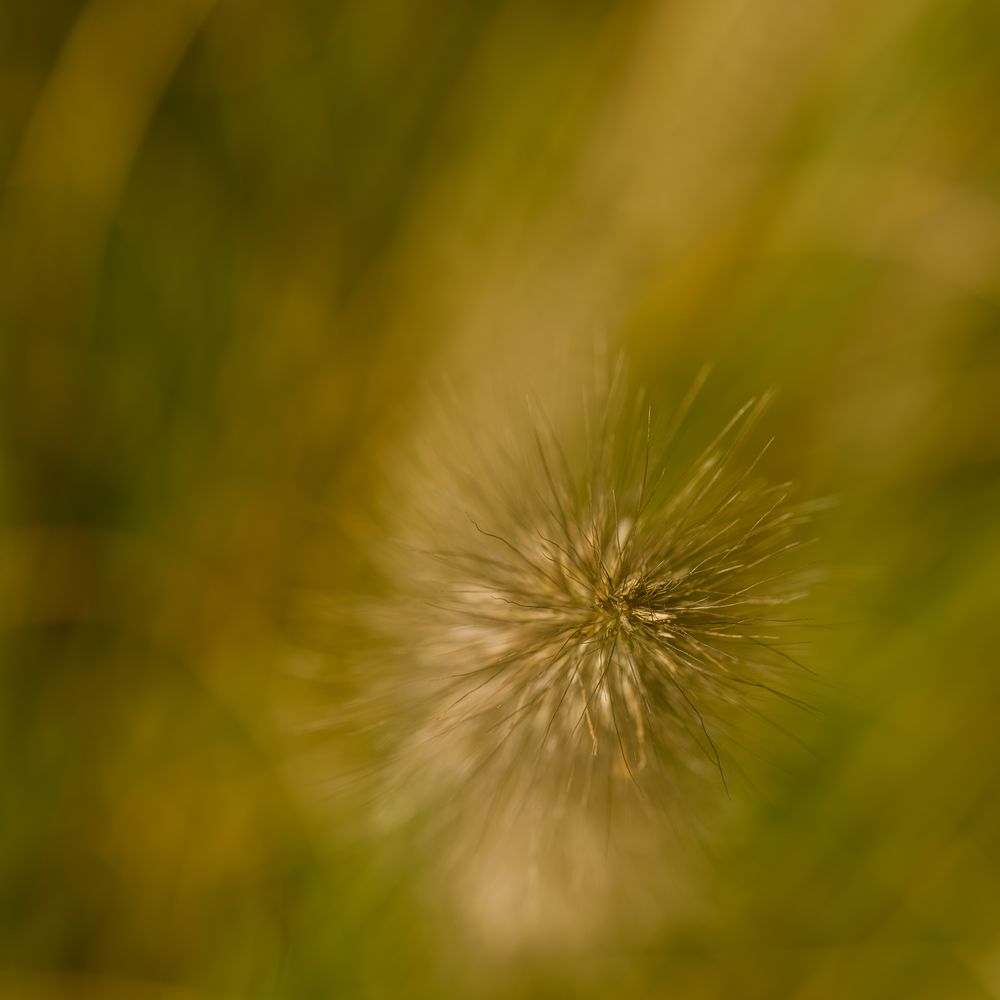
[369,361,818,947]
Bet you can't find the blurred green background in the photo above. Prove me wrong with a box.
[3,0,1000,996]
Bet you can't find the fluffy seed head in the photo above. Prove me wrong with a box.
[369,362,815,946]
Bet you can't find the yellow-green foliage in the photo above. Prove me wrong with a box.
[2,1,1000,997]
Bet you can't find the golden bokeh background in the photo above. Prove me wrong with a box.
[2,1,1000,996]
